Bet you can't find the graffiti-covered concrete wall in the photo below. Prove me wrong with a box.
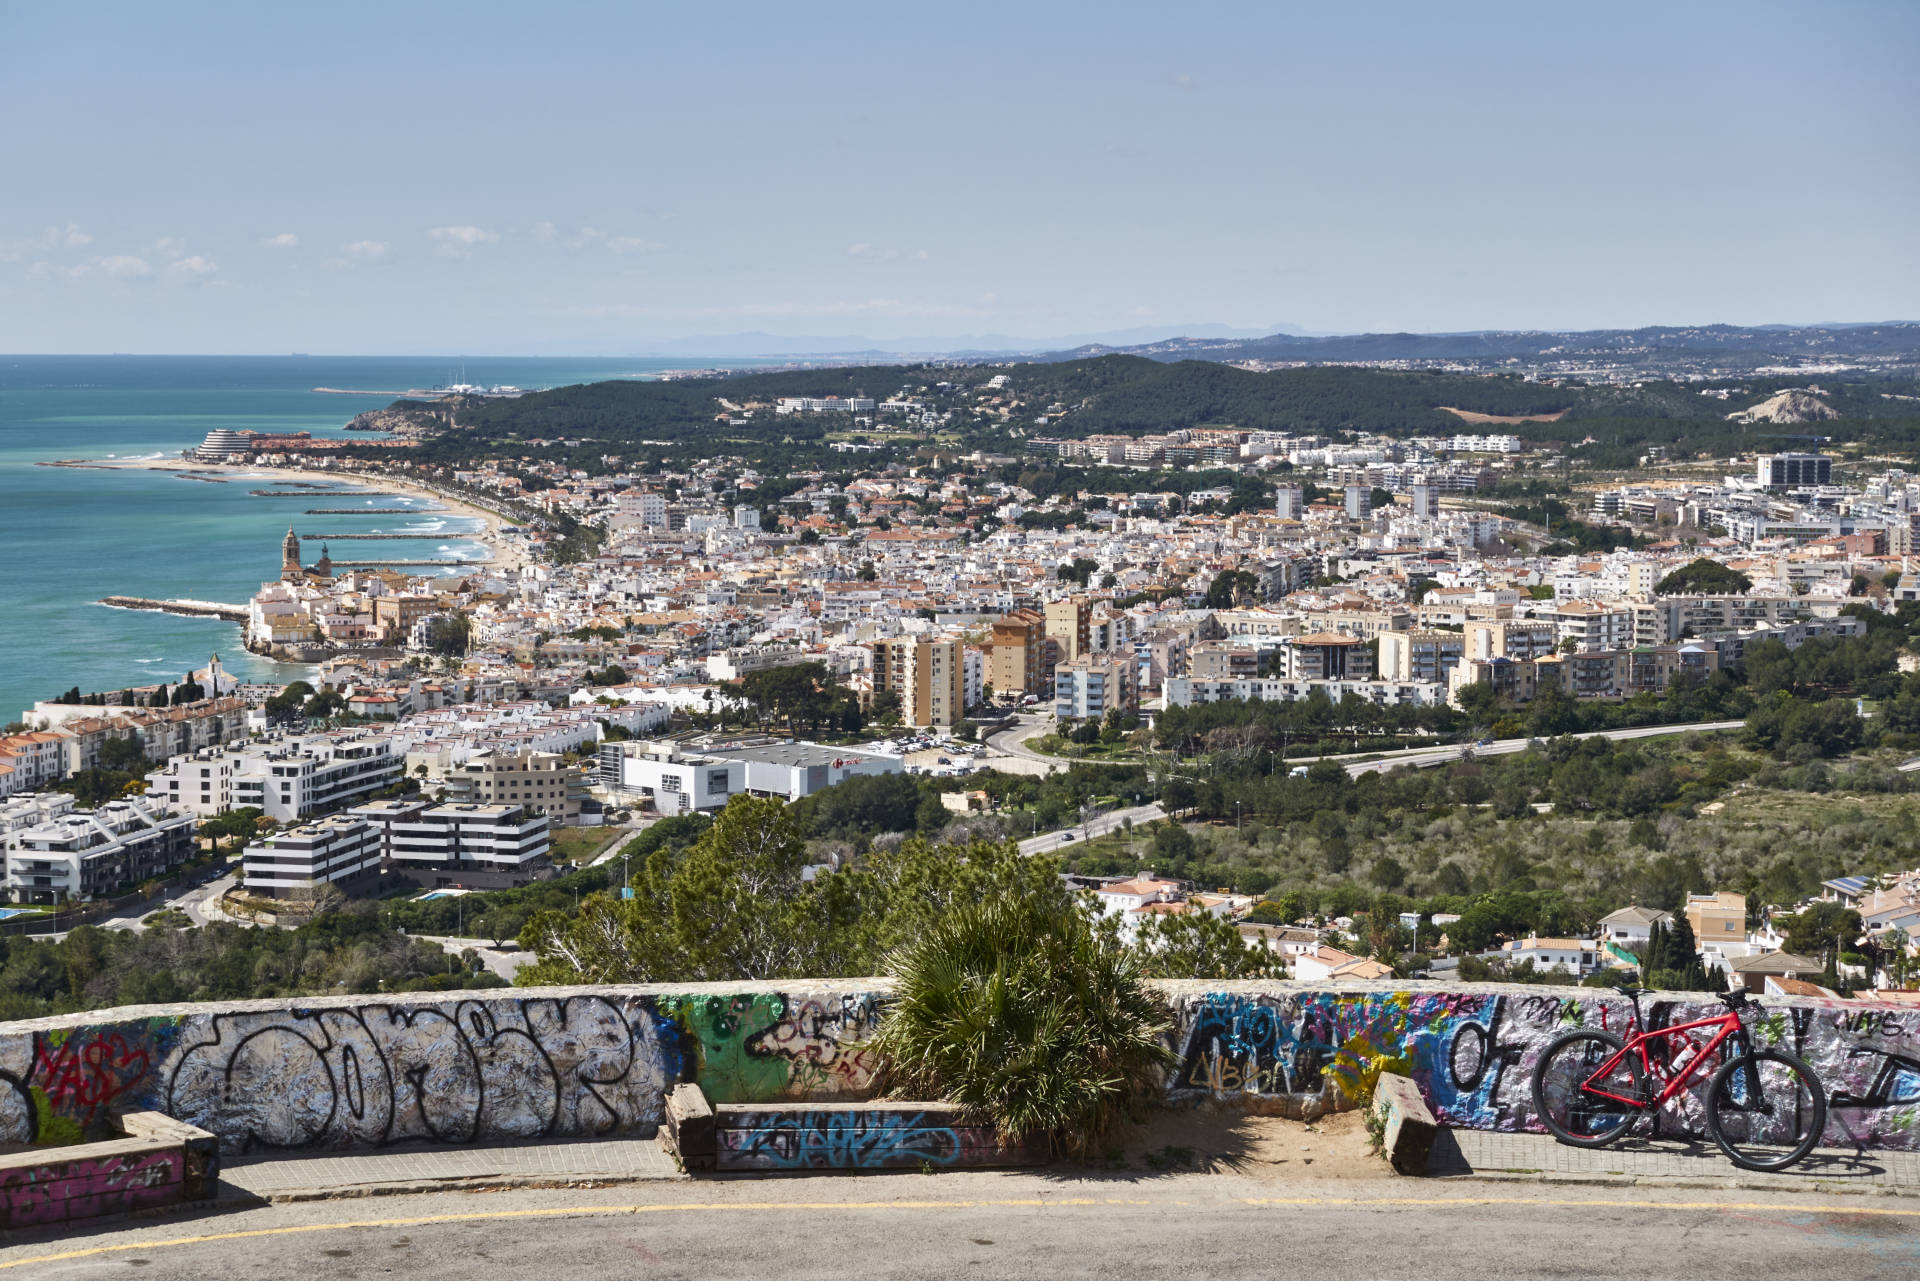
[3,981,1917,1156]
[1159,982,1920,1150]
[0,984,882,1154]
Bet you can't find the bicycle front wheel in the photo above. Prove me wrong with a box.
[1532,1029,1643,1148]
[1705,1049,1828,1171]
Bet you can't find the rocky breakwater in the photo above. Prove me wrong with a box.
[99,596,248,623]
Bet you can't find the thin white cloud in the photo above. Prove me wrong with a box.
[89,255,155,280]
[2,222,93,262]
[565,226,605,249]
[325,240,389,271]
[429,225,499,257]
[153,237,187,260]
[606,236,663,254]
[848,243,919,262]
[532,221,558,244]
[168,256,219,279]
[262,233,299,248]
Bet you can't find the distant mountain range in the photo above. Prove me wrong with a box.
[625,321,1920,372]
[1032,322,1920,366]
[629,323,1307,359]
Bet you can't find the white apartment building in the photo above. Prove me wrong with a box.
[1166,677,1446,708]
[240,815,382,900]
[6,795,198,905]
[148,733,403,822]
[353,798,552,889]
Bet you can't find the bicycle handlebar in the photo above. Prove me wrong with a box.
[1719,989,1753,1011]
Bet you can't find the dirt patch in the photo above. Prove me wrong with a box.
[1100,1106,1388,1180]
[1437,406,1569,425]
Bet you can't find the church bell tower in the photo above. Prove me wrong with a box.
[281,526,303,580]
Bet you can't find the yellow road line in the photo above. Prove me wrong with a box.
[5,1193,1916,1271]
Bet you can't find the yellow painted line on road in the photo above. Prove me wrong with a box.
[5,1193,1917,1271]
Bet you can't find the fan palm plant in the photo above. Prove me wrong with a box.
[870,895,1175,1159]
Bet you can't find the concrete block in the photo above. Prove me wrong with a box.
[663,1083,716,1170]
[713,1101,1040,1173]
[1372,1072,1437,1175]
[120,1110,221,1198]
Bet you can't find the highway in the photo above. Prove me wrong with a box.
[1017,801,1166,855]
[6,1173,1914,1279]
[1335,719,1748,777]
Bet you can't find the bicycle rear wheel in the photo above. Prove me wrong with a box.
[1705,1049,1828,1171]
[1531,1029,1643,1148]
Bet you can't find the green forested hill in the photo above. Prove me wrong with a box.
[1003,358,1573,433]
[364,356,1920,474]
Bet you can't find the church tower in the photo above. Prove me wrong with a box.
[315,544,333,579]
[281,526,303,580]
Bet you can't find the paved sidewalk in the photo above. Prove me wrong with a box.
[221,1134,684,1201]
[1435,1128,1920,1193]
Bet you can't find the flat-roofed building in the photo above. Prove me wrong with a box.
[352,798,552,891]
[1685,891,1747,947]
[989,608,1048,697]
[1282,633,1373,681]
[706,741,902,802]
[441,750,589,825]
[871,636,964,727]
[1054,653,1140,720]
[4,795,197,905]
[241,814,381,900]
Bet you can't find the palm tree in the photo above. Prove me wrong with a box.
[870,895,1173,1158]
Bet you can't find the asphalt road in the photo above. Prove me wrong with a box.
[8,1174,1918,1279]
[1337,719,1749,777]
[997,715,1745,851]
[1017,801,1166,855]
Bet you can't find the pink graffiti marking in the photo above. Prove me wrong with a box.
[0,1150,183,1227]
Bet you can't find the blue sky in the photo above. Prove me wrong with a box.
[2,1,1915,353]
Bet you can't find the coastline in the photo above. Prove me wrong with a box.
[56,458,530,572]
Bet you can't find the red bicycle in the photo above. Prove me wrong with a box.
[1531,986,1828,1171]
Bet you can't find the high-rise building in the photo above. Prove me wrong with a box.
[1053,653,1140,721]
[1274,484,1304,520]
[1044,597,1092,665]
[1408,482,1439,518]
[870,636,965,726]
[1344,485,1372,520]
[989,608,1048,696]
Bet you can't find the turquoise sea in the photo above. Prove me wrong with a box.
[0,356,735,720]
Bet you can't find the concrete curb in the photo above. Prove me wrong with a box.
[233,1170,692,1204]
[1440,1169,1920,1198]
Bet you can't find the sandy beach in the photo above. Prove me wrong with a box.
[53,458,531,572]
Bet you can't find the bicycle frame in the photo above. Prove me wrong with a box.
[1580,1009,1746,1111]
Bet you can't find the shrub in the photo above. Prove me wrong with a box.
[869,895,1174,1158]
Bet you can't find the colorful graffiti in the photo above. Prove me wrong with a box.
[0,986,878,1154]
[1167,986,1920,1150]
[0,1148,185,1228]
[716,1106,1011,1171]
[3,983,1920,1155]
[660,991,880,1104]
